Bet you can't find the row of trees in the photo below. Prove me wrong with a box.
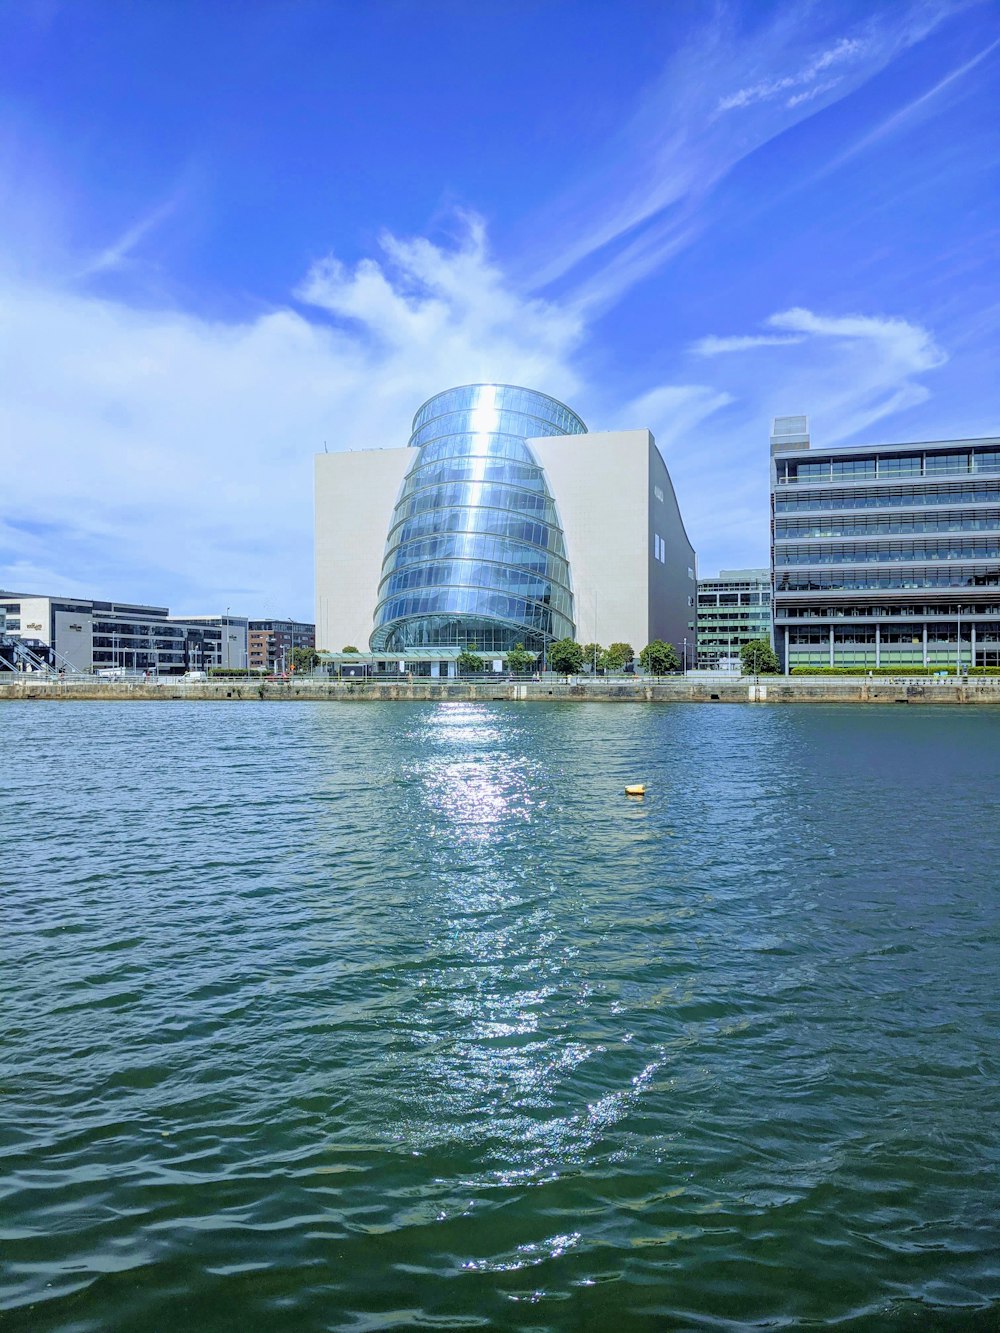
[454,637,780,676]
[549,639,683,675]
[321,638,779,675]
[451,639,686,676]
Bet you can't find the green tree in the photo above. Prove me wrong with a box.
[456,646,485,673]
[581,642,603,672]
[548,638,584,675]
[740,638,780,675]
[602,641,634,671]
[639,640,680,675]
[290,646,320,672]
[505,642,535,674]
[341,645,359,653]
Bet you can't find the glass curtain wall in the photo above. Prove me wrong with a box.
[370,384,584,653]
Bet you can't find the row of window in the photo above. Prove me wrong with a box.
[777,449,1000,484]
[410,386,585,439]
[383,533,567,580]
[413,433,546,469]
[395,483,560,526]
[698,592,770,606]
[378,560,573,616]
[776,568,1000,590]
[375,616,544,653]
[387,508,559,555]
[698,613,773,623]
[774,511,1000,539]
[776,602,1000,618]
[374,590,570,637]
[788,625,1000,643]
[400,458,546,500]
[774,482,1000,513]
[777,540,1000,566]
[409,406,584,452]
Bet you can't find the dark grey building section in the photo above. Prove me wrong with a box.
[648,440,697,666]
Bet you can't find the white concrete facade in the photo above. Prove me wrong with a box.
[314,429,696,658]
[314,447,410,652]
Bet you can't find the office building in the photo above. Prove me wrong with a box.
[248,620,316,672]
[770,417,1000,671]
[0,593,248,674]
[315,383,696,670]
[697,569,771,669]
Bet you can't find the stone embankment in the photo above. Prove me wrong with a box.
[3,676,1000,704]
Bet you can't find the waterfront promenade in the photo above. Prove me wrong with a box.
[3,674,1000,704]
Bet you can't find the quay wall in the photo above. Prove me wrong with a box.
[3,677,1000,705]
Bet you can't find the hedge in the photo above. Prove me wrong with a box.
[790,665,1000,676]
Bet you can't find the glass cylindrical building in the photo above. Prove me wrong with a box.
[370,384,586,653]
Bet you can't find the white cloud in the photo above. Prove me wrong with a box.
[0,217,588,617]
[689,306,947,438]
[1,192,954,617]
[668,305,952,576]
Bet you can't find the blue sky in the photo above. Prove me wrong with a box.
[2,0,998,622]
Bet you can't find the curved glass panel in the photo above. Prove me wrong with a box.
[370,383,586,652]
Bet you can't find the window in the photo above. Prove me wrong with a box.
[654,486,664,503]
[653,534,666,563]
[688,567,695,580]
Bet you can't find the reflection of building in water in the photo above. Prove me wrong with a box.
[0,591,249,674]
[771,416,1000,671]
[315,383,697,670]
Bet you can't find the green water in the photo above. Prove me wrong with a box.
[2,701,999,1330]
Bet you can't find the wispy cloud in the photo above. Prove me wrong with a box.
[77,193,182,277]
[818,33,1000,176]
[525,1,961,308]
[693,333,806,356]
[717,35,864,111]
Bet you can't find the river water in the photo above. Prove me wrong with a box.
[2,701,999,1330]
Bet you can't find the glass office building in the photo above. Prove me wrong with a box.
[770,417,1000,670]
[696,569,771,668]
[370,384,584,653]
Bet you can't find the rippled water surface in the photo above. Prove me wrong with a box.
[3,701,1000,1330]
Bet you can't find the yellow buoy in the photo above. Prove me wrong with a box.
[625,784,646,797]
